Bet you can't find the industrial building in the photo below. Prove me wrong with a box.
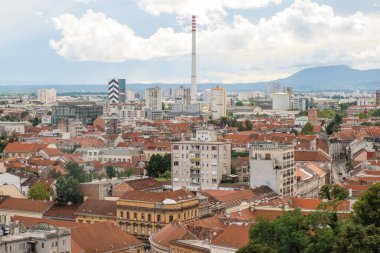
[51,101,103,125]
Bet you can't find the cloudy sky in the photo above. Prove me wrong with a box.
[1,0,380,85]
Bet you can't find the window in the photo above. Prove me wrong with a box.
[173,145,179,150]
[157,214,161,222]
[148,226,152,235]
[134,213,137,220]
[120,211,124,219]
[134,225,138,234]
[141,225,145,235]
[127,212,130,220]
[174,161,179,166]
[55,241,58,247]
[141,213,145,221]
[41,243,44,249]
[52,242,54,247]
[148,214,151,221]
[127,225,130,233]
[169,215,173,222]
[212,146,217,150]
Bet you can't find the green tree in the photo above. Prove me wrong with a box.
[240,209,337,253]
[245,119,252,131]
[32,117,39,126]
[333,114,343,125]
[352,183,380,227]
[372,109,380,117]
[318,109,335,119]
[248,97,255,106]
[318,184,349,201]
[105,165,116,178]
[145,154,171,178]
[65,161,86,182]
[333,222,380,253]
[290,128,298,136]
[28,182,53,200]
[48,170,62,179]
[236,101,244,106]
[55,176,83,204]
[237,122,244,131]
[301,122,314,135]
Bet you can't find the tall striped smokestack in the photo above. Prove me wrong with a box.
[191,15,197,104]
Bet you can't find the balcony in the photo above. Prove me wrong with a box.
[190,157,201,162]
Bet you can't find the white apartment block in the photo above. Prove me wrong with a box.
[210,86,226,119]
[144,86,163,120]
[38,88,57,104]
[249,142,296,197]
[145,86,162,111]
[0,122,25,134]
[106,103,144,124]
[172,129,231,191]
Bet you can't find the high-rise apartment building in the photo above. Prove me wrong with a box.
[210,86,226,119]
[118,79,126,103]
[144,86,163,120]
[172,86,200,114]
[249,142,295,197]
[108,79,119,104]
[172,129,231,191]
[37,88,57,104]
[292,97,309,112]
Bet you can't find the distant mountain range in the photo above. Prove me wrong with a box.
[275,65,380,90]
[0,65,379,94]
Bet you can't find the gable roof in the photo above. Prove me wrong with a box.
[4,143,47,154]
[71,222,144,252]
[294,149,331,162]
[75,199,116,217]
[120,189,195,203]
[124,177,165,191]
[0,196,53,213]
[211,224,251,249]
[12,215,83,228]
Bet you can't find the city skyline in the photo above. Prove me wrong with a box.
[1,0,380,85]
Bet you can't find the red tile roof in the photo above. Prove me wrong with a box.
[211,224,251,249]
[12,215,83,228]
[4,143,47,154]
[71,222,144,252]
[75,199,116,217]
[294,150,331,162]
[121,189,196,203]
[0,196,53,213]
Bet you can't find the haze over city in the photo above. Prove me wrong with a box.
[1,0,380,84]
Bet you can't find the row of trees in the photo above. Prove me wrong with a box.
[238,183,380,253]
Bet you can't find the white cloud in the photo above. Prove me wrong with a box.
[75,0,92,3]
[136,0,282,26]
[50,0,380,82]
[50,10,189,61]
[34,11,43,18]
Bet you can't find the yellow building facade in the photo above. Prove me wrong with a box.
[116,190,199,240]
